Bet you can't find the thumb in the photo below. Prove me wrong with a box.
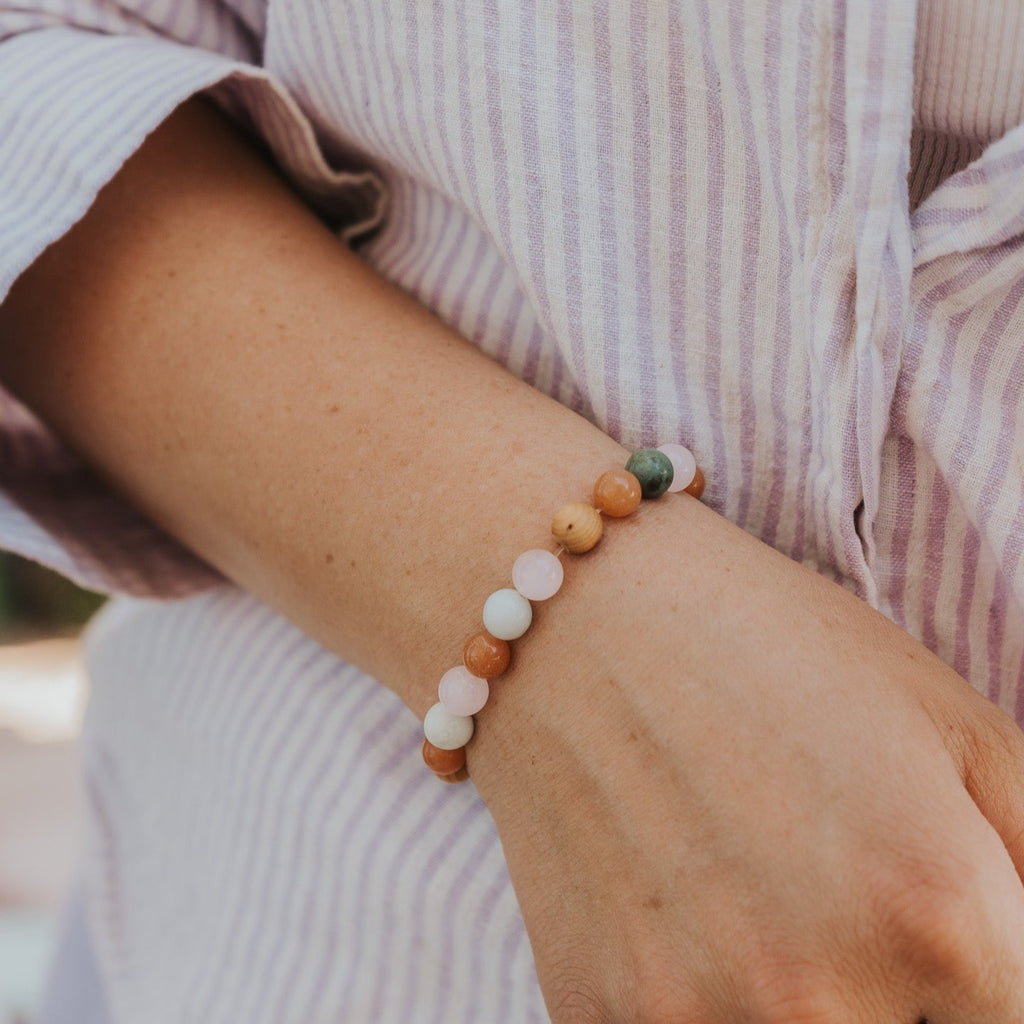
[950,694,1024,884]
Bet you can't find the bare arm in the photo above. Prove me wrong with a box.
[4,98,1024,1022]
[0,97,631,711]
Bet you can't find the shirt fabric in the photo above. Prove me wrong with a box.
[1,1,1023,1020]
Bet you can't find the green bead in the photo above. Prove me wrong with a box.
[625,449,674,499]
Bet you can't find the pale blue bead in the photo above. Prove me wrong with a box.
[482,588,533,640]
[423,702,474,749]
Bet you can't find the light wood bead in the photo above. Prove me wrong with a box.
[684,465,706,499]
[592,469,642,517]
[551,502,604,553]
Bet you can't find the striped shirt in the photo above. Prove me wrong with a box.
[2,0,1023,1020]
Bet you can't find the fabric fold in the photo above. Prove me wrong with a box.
[0,24,385,596]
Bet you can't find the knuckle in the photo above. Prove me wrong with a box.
[546,963,608,1024]
[546,955,705,1024]
[626,975,705,1024]
[872,865,982,985]
[744,962,843,1024]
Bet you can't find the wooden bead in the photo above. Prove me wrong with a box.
[551,502,603,553]
[422,739,467,776]
[463,631,511,678]
[592,469,642,517]
[684,465,706,499]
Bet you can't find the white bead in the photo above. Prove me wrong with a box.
[423,702,475,750]
[482,588,533,640]
[658,443,697,492]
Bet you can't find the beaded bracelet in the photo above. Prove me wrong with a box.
[421,444,706,782]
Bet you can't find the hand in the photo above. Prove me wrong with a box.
[470,498,1024,1022]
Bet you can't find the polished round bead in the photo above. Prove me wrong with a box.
[463,631,511,678]
[657,443,697,493]
[422,739,466,776]
[423,702,475,749]
[482,588,533,640]
[625,449,674,499]
[439,665,490,716]
[685,465,706,499]
[437,766,470,784]
[512,548,564,601]
[551,502,604,553]
[592,469,642,517]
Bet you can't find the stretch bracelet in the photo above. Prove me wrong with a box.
[421,444,706,782]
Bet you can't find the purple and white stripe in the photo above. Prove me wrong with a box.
[2,0,1024,1019]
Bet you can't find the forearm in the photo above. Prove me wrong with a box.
[0,97,643,713]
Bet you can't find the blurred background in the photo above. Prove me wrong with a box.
[0,553,103,1024]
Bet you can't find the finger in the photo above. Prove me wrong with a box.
[951,694,1024,884]
[906,791,1024,1022]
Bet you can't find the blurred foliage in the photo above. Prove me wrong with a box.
[0,553,105,643]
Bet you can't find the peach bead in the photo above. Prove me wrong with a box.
[512,548,564,600]
[439,665,489,716]
[422,739,467,776]
[592,469,642,517]
[684,465,706,499]
[551,502,603,553]
[463,631,511,678]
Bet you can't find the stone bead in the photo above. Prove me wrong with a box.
[422,739,467,776]
[592,469,642,517]
[551,502,604,553]
[463,631,511,678]
[436,765,471,784]
[423,702,475,749]
[482,588,533,640]
[684,465,706,499]
[512,548,564,601]
[657,443,697,493]
[625,448,674,499]
[439,665,490,716]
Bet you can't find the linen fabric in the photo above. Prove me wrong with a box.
[1,0,1023,1020]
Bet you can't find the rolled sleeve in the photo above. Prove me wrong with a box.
[0,9,385,596]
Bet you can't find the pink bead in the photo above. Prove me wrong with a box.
[512,548,564,601]
[658,443,697,493]
[439,666,490,716]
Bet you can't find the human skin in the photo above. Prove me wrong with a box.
[2,98,1024,1021]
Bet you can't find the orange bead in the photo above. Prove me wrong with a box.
[436,765,471,784]
[551,502,604,553]
[684,465,706,499]
[422,739,467,776]
[592,469,642,517]
[463,631,511,678]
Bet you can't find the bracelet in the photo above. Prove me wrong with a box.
[421,444,706,782]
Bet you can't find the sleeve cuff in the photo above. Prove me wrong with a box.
[0,26,386,597]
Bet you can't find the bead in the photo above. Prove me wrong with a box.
[592,469,642,517]
[512,548,564,601]
[625,449,674,499]
[439,665,490,716]
[463,631,511,678]
[436,765,471,784]
[482,588,533,640]
[551,502,604,553]
[657,444,697,493]
[684,465,706,499]
[423,702,475,749]
[422,739,467,776]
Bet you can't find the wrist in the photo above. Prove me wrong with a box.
[464,490,715,801]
